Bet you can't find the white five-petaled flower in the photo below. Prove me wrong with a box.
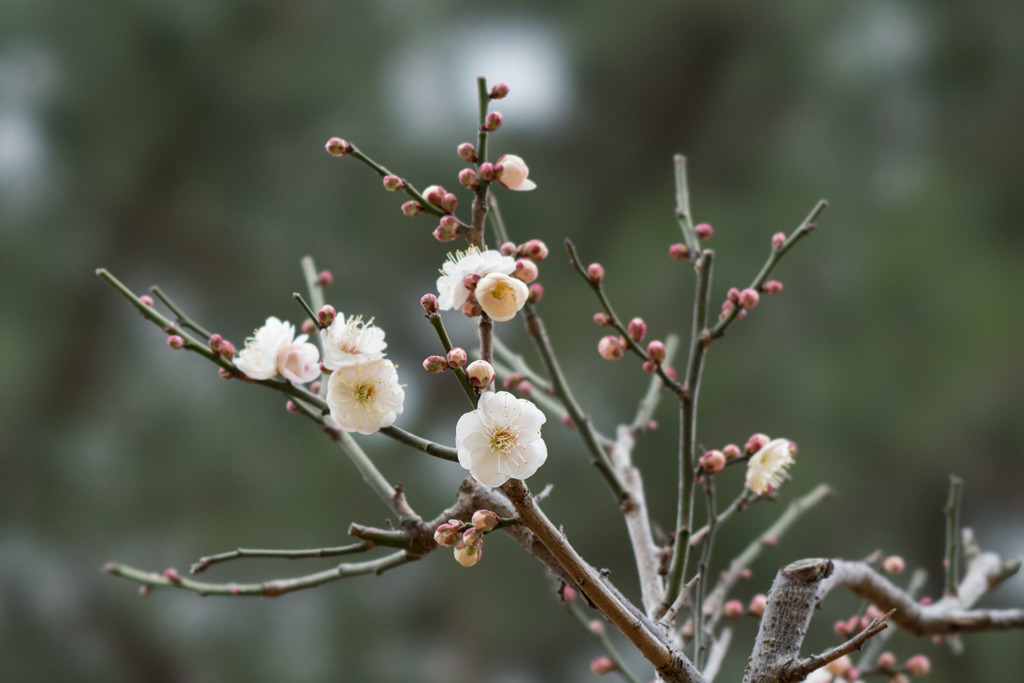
[235,316,320,383]
[745,438,795,495]
[435,247,516,311]
[495,154,536,191]
[327,358,405,435]
[319,313,387,370]
[475,272,529,322]
[456,391,547,487]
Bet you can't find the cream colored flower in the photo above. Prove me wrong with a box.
[235,317,319,383]
[435,247,515,311]
[475,272,528,322]
[496,154,536,191]
[319,313,387,370]
[745,438,795,495]
[327,358,405,435]
[456,391,547,487]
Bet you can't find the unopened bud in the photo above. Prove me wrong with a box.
[472,509,500,532]
[167,335,185,350]
[669,243,690,260]
[728,287,741,304]
[695,222,714,240]
[325,137,352,156]
[587,619,605,634]
[499,241,517,256]
[441,192,458,212]
[466,360,495,388]
[483,111,503,131]
[163,568,181,583]
[434,522,460,547]
[503,373,525,389]
[762,535,778,547]
[446,347,467,369]
[462,527,483,547]
[745,433,770,454]
[218,368,232,379]
[209,334,224,353]
[489,82,510,99]
[722,444,741,459]
[882,555,905,575]
[740,568,752,580]
[457,142,477,162]
[904,655,930,676]
[401,200,423,217]
[458,167,479,190]
[453,541,482,567]
[478,162,496,182]
[513,259,538,283]
[598,335,626,361]
[316,270,333,287]
[520,239,549,261]
[748,594,768,618]
[762,279,784,295]
[700,450,726,474]
[561,413,575,429]
[834,619,853,638]
[647,340,666,363]
[420,293,439,314]
[285,400,299,414]
[139,295,154,307]
[739,288,760,309]
[462,273,481,291]
[309,380,321,394]
[560,585,577,604]
[461,299,482,317]
[382,174,404,191]
[889,675,911,683]
[627,317,646,342]
[590,657,616,675]
[642,360,657,373]
[528,283,543,302]
[587,262,605,284]
[422,185,445,206]
[876,652,896,670]
[723,600,744,618]
[433,215,460,242]
[317,305,336,327]
[593,312,612,326]
[771,232,787,250]
[301,319,316,336]
[516,380,534,397]
[422,355,448,373]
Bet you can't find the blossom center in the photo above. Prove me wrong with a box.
[352,381,376,404]
[488,425,523,463]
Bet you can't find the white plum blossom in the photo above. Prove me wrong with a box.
[745,438,795,495]
[327,358,405,435]
[456,391,547,487]
[475,272,529,322]
[235,317,320,383]
[436,247,516,311]
[319,313,387,370]
[495,154,536,191]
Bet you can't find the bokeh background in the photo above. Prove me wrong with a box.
[3,2,1023,681]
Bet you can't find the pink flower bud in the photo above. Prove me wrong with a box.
[647,340,666,363]
[325,137,352,156]
[513,259,539,283]
[457,142,477,162]
[728,287,741,304]
[472,509,500,532]
[771,232,787,250]
[218,368,232,379]
[748,594,768,618]
[458,167,479,190]
[285,400,299,414]
[627,317,646,342]
[503,373,525,389]
[722,600,745,618]
[889,675,911,683]
[877,652,896,670]
[483,111,503,131]
[401,200,423,216]
[695,222,714,240]
[139,294,154,307]
[466,360,495,389]
[422,355,448,373]
[700,450,726,474]
[642,360,657,373]
[446,347,467,369]
[309,380,321,394]
[420,293,439,314]
[590,657,616,675]
[499,241,517,256]
[433,215,460,242]
[489,82,510,99]
[382,174,404,191]
[495,154,536,191]
[560,585,577,604]
[462,527,483,547]
[598,335,626,361]
[669,243,690,260]
[593,312,612,326]
[740,568,752,580]
[561,413,575,429]
[317,305,336,327]
[739,288,760,309]
[163,568,180,583]
[745,433,770,454]
[434,522,460,547]
[422,185,445,206]
[453,540,482,567]
[843,668,859,681]
[461,299,482,317]
[478,162,496,182]
[301,319,316,336]
[220,340,236,360]
[520,239,548,261]
[883,555,905,575]
[441,192,458,212]
[903,655,930,676]
[316,270,333,287]
[834,619,852,637]
[762,535,778,547]
[723,444,741,459]
[587,619,605,634]
[762,279,784,295]
[207,334,223,354]
[826,655,853,676]
[528,283,543,302]
[516,380,534,397]
[587,262,605,284]
[919,596,933,606]
[167,335,185,350]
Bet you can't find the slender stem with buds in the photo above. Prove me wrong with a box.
[191,542,371,574]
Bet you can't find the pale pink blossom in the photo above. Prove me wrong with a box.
[745,438,795,495]
[495,154,536,191]
[327,358,405,435]
[456,391,547,487]
[435,247,516,311]
[319,313,387,370]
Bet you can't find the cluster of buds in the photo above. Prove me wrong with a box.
[208,333,236,360]
[433,510,501,568]
[422,347,470,374]
[643,339,666,373]
[834,604,889,639]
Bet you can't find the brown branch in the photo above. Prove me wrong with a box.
[781,609,895,682]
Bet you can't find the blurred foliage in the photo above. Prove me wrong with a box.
[2,1,1023,681]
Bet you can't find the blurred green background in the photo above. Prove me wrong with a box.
[2,1,1022,681]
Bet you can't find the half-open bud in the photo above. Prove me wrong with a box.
[465,360,495,389]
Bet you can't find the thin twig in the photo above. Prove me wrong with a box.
[782,609,895,682]
[190,543,371,574]
[943,475,964,597]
